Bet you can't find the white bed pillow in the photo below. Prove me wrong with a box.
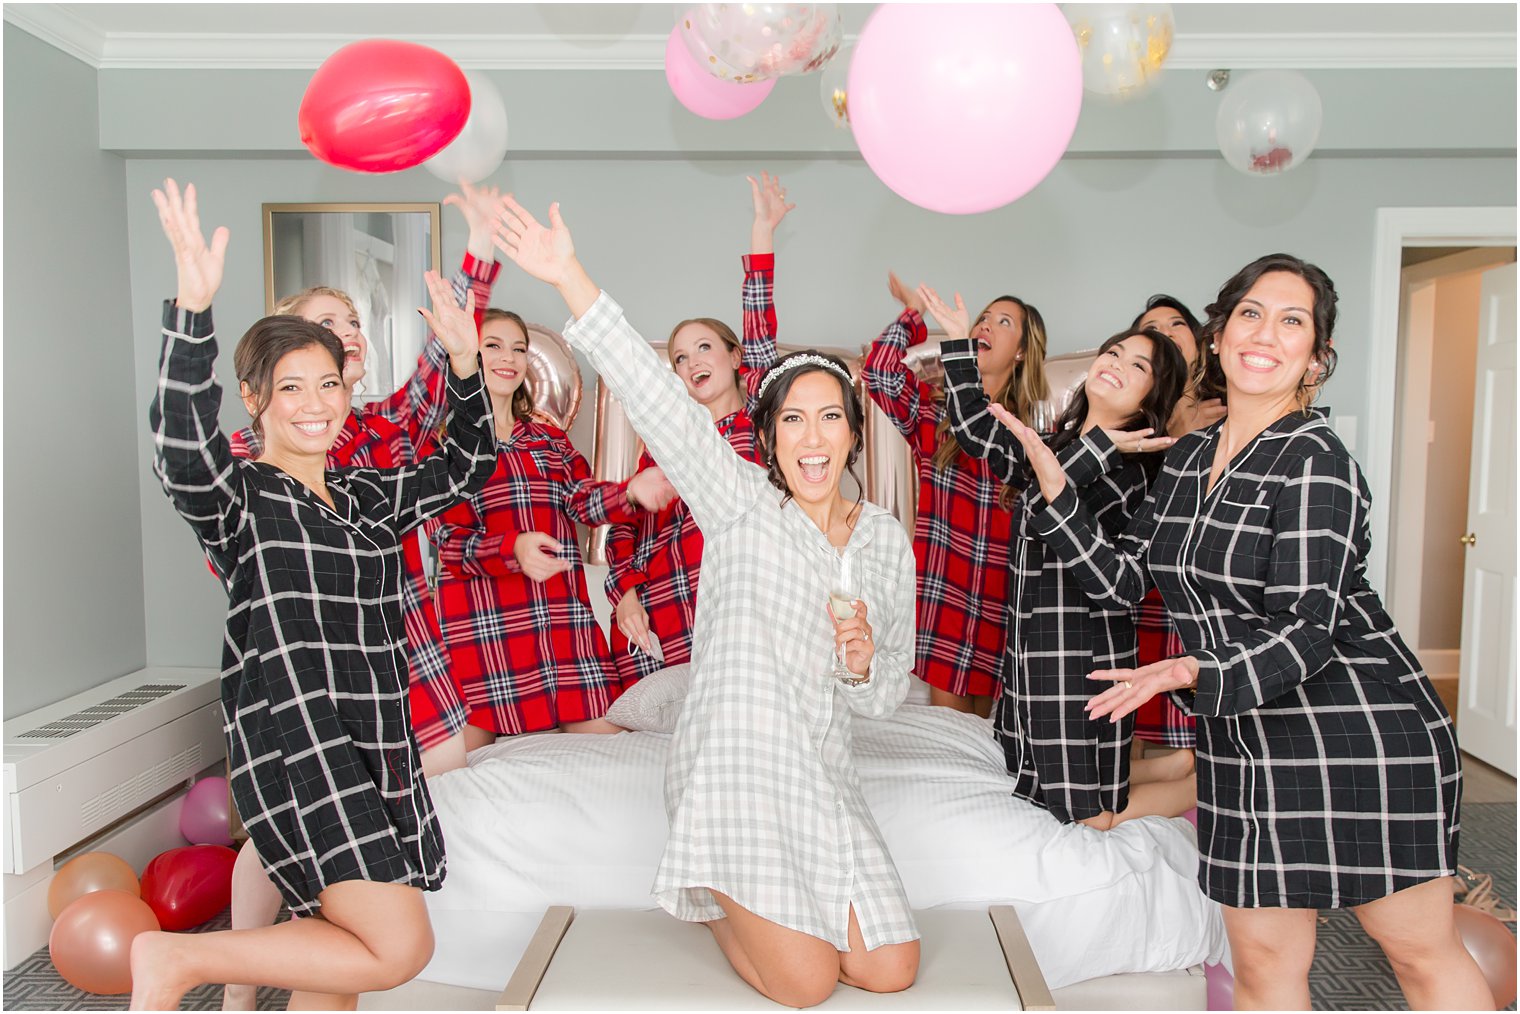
[604,663,691,733]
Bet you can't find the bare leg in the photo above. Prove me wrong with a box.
[1078,811,1116,831]
[223,839,284,1010]
[129,880,434,1010]
[418,732,467,778]
[968,694,995,720]
[929,687,975,713]
[703,915,767,997]
[836,906,919,994]
[560,718,623,734]
[462,724,496,753]
[286,990,358,1010]
[1222,906,1317,1010]
[1130,748,1194,784]
[1355,878,1494,1010]
[1108,777,1197,827]
[705,889,840,1008]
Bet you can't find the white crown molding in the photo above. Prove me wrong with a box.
[5,5,1515,73]
[3,4,105,68]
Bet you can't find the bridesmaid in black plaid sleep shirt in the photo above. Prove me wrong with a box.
[134,181,499,1009]
[996,254,1491,1010]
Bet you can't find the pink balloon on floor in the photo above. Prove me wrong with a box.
[179,776,233,846]
[848,4,1083,214]
[1182,806,1199,828]
[1205,961,1235,1010]
[664,24,775,120]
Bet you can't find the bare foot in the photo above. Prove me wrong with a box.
[223,982,257,1010]
[130,930,195,1010]
[1077,811,1116,831]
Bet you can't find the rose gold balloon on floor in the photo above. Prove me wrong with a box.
[49,889,160,995]
[1454,902,1518,1009]
[47,852,140,920]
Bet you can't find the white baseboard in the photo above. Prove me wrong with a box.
[1422,648,1461,680]
[2,762,221,970]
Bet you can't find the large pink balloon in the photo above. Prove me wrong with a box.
[848,5,1083,214]
[664,25,775,121]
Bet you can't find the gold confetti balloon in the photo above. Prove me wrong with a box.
[680,3,843,83]
[1062,3,1174,98]
[817,44,852,129]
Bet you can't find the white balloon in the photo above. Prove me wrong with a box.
[817,45,851,130]
[1215,70,1323,176]
[424,72,509,184]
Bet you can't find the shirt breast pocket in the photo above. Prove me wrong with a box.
[1194,489,1277,599]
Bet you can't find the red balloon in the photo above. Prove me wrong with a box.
[298,40,471,173]
[138,845,238,931]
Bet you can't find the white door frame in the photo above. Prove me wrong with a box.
[1363,207,1515,596]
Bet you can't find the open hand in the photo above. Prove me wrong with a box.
[513,531,575,582]
[749,171,796,236]
[1086,656,1199,723]
[987,403,1069,503]
[445,179,509,261]
[627,466,678,512]
[830,598,875,678]
[417,270,479,368]
[1168,396,1227,437]
[494,196,576,287]
[887,271,925,315]
[1100,426,1174,455]
[917,284,970,343]
[616,591,653,654]
[151,179,228,313]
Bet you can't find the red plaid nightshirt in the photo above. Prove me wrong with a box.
[861,309,1012,699]
[432,419,641,734]
[603,253,778,683]
[228,253,500,750]
[1132,588,1197,748]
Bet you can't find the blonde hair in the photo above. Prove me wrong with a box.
[667,317,743,389]
[273,285,359,322]
[931,295,1050,473]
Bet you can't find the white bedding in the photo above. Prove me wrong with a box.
[421,705,1227,991]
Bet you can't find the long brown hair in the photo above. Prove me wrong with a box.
[233,315,345,438]
[931,295,1050,471]
[481,308,536,420]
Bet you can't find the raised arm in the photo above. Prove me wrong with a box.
[739,172,792,402]
[147,180,245,577]
[494,198,765,534]
[859,274,942,457]
[363,271,498,532]
[363,181,506,447]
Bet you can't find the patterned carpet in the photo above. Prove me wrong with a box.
[6,804,1515,1010]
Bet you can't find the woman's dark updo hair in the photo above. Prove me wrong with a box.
[1196,253,1339,409]
[1032,327,1188,497]
[1131,294,1206,394]
[233,315,345,438]
[750,350,867,517]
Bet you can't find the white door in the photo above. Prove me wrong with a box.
[1456,264,1517,775]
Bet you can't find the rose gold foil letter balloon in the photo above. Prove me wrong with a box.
[525,324,583,432]
[1036,348,1100,433]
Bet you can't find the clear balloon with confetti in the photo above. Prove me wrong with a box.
[1064,4,1175,98]
[679,3,842,82]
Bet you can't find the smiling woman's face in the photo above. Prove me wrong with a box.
[1216,271,1318,409]
[669,321,742,406]
[770,369,855,510]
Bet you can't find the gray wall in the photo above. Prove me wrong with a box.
[3,26,144,717]
[3,20,1517,687]
[123,153,1517,668]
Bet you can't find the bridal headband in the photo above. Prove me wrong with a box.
[755,354,851,401]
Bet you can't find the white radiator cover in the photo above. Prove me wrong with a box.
[3,667,224,875]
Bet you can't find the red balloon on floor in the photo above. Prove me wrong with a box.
[138,845,238,931]
[298,39,471,173]
[49,890,160,995]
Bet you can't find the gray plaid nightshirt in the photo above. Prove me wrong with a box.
[564,292,920,951]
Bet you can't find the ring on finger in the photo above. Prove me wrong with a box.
[1122,680,1133,689]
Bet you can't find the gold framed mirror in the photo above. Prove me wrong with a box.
[262,202,443,403]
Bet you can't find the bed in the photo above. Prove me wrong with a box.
[416,695,1227,1000]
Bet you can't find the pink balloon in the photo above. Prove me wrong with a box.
[1182,806,1199,828]
[179,776,233,847]
[848,4,1083,214]
[664,25,775,121]
[1205,962,1235,1010]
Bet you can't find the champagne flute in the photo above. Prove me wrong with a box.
[827,589,857,682]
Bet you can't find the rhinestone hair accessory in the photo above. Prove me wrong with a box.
[755,354,851,401]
